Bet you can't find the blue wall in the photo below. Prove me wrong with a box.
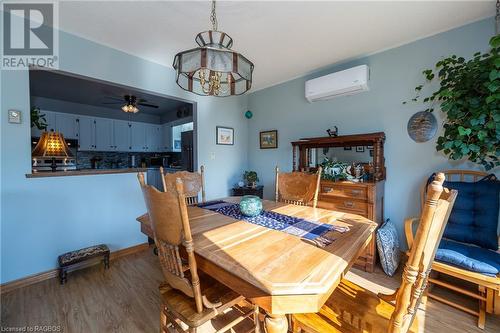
[247,17,499,246]
[1,29,248,283]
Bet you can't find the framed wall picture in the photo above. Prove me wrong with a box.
[343,146,352,151]
[216,126,234,145]
[355,146,365,152]
[260,130,278,149]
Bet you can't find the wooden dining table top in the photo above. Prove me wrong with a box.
[137,197,377,315]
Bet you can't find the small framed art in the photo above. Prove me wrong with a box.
[260,130,278,149]
[216,126,234,145]
[356,146,365,153]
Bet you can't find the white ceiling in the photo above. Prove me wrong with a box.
[58,1,495,91]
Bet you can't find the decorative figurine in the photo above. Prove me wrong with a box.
[326,126,338,137]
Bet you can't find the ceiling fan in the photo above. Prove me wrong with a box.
[103,95,159,113]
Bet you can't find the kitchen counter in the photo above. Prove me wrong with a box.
[25,167,186,178]
[25,168,151,178]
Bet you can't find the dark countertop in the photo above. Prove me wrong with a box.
[25,167,186,178]
[26,168,150,178]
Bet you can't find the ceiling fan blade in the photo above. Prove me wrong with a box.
[138,102,159,108]
[103,96,124,101]
[102,102,122,104]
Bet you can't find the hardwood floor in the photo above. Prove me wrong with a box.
[1,248,499,332]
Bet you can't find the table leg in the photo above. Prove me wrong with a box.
[264,313,288,333]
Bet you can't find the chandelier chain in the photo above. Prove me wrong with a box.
[210,0,218,31]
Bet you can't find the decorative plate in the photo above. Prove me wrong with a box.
[407,111,437,143]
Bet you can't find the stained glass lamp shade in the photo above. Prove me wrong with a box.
[32,131,73,171]
[173,1,254,97]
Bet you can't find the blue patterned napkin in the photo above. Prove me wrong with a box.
[198,201,349,247]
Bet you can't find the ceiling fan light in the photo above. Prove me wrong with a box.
[122,104,139,113]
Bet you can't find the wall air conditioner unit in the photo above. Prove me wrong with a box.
[305,64,370,102]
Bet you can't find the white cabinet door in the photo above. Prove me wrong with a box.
[113,120,131,151]
[162,123,171,152]
[77,116,96,151]
[146,124,162,152]
[95,118,114,151]
[31,110,55,137]
[55,113,78,139]
[130,122,147,152]
[156,125,164,152]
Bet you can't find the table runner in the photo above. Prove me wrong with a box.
[198,201,349,247]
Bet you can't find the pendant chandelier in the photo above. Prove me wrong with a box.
[173,0,254,97]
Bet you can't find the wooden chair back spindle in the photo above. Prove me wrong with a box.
[275,166,322,208]
[160,166,206,205]
[389,173,457,333]
[137,173,204,313]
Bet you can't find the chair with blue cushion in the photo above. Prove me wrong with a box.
[405,170,500,329]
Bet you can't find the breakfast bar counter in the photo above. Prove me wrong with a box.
[25,168,151,178]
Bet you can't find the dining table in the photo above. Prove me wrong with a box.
[137,197,377,333]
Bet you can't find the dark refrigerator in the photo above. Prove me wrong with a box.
[181,130,194,172]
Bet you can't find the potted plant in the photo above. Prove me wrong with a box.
[31,106,48,131]
[243,171,259,188]
[404,35,500,170]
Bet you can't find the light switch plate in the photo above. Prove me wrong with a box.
[8,110,22,124]
[210,152,216,160]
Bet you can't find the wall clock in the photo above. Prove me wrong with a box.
[407,111,437,143]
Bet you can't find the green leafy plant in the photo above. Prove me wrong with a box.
[31,106,48,130]
[319,158,350,181]
[243,171,259,185]
[405,35,500,170]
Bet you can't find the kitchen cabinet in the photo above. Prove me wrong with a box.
[147,124,162,152]
[113,120,131,151]
[130,122,147,152]
[32,110,165,153]
[55,113,78,139]
[31,110,55,138]
[77,116,96,150]
[95,118,114,151]
[162,123,171,152]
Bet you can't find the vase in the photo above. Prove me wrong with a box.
[239,195,263,217]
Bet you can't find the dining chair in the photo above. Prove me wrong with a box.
[291,173,457,333]
[275,166,322,208]
[160,166,206,205]
[137,173,260,333]
[405,169,499,328]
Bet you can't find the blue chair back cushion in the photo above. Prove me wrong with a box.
[442,178,499,250]
[436,239,500,277]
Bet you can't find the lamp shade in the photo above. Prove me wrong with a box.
[173,31,254,96]
[32,131,73,158]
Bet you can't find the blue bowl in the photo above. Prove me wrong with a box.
[239,195,263,217]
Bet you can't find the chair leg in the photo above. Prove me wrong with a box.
[486,288,494,314]
[291,317,302,333]
[160,307,168,333]
[478,286,486,330]
[254,305,261,333]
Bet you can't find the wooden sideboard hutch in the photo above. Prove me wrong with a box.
[291,132,386,272]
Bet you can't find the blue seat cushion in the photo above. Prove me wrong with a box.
[436,239,500,277]
[442,178,499,250]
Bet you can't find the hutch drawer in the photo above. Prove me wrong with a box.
[318,197,368,216]
[320,184,368,201]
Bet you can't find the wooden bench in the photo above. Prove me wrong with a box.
[58,244,110,284]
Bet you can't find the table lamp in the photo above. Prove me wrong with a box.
[32,130,73,172]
